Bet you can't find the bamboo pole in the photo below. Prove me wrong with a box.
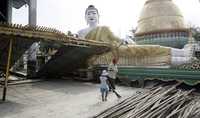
[2,38,13,101]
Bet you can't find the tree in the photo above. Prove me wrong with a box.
[191,26,200,41]
[127,28,137,42]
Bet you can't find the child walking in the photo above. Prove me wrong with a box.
[99,70,109,102]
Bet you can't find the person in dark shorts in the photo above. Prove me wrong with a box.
[107,58,118,91]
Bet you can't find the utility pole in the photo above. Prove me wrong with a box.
[28,0,37,26]
[7,0,12,23]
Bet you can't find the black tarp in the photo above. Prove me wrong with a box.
[37,44,110,77]
[0,0,8,22]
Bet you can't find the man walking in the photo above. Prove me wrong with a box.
[107,58,118,91]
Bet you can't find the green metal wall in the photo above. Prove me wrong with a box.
[136,37,188,49]
[118,67,200,86]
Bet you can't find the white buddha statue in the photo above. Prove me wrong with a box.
[78,5,195,66]
[78,5,99,38]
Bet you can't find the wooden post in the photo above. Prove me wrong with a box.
[2,38,13,101]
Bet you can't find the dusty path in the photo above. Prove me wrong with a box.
[0,79,141,118]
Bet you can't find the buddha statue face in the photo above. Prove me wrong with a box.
[85,5,99,27]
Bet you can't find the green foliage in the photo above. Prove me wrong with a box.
[194,33,200,41]
[191,27,200,41]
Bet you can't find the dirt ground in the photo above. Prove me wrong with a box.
[0,79,141,118]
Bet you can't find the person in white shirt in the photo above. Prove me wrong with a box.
[107,58,118,91]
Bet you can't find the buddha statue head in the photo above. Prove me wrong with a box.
[85,5,99,27]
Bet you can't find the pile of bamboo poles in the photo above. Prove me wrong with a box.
[94,84,200,118]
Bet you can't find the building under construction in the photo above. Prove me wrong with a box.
[0,0,200,117]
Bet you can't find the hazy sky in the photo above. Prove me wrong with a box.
[12,0,200,38]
